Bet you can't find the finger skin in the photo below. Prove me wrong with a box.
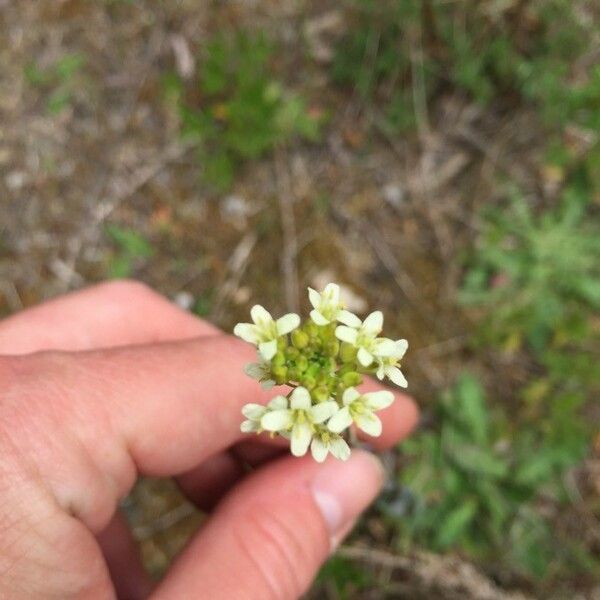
[0,282,418,600]
[0,280,218,355]
[154,451,384,600]
[0,280,216,598]
[0,335,417,531]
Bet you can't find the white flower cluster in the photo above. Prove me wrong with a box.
[235,283,408,462]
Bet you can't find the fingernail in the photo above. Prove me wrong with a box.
[310,450,384,545]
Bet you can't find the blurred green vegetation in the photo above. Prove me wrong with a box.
[165,32,323,191]
[316,555,373,599]
[396,374,591,578]
[326,0,599,589]
[332,0,599,133]
[105,225,154,279]
[24,52,85,114]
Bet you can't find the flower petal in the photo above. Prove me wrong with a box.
[310,400,338,424]
[357,346,374,367]
[290,386,311,410]
[355,411,382,437]
[241,420,259,433]
[337,309,361,328]
[244,362,264,380]
[373,338,397,357]
[276,313,300,336]
[327,406,353,433]
[267,395,288,410]
[261,409,293,432]
[387,366,408,388]
[376,364,385,380]
[394,338,408,358]
[329,437,351,461]
[323,283,340,303]
[258,339,278,361]
[261,379,276,390]
[362,310,383,336]
[342,387,361,405]
[250,304,273,325]
[364,390,395,411]
[241,403,266,420]
[307,287,321,309]
[310,437,329,463]
[291,422,312,457]
[335,325,358,345]
[233,323,259,344]
[310,309,330,326]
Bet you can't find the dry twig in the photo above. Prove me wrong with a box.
[337,545,532,600]
[212,231,258,321]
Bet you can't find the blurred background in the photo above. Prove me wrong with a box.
[1,1,599,597]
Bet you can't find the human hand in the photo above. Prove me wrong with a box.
[0,281,418,599]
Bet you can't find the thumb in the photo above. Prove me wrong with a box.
[153,450,384,600]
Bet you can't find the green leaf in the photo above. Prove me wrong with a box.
[450,445,509,479]
[454,373,489,444]
[106,225,154,258]
[54,54,85,81]
[437,499,478,548]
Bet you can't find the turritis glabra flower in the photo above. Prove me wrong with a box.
[308,283,361,327]
[375,339,408,388]
[261,387,338,457]
[335,311,397,367]
[327,387,394,437]
[234,304,300,360]
[236,283,409,461]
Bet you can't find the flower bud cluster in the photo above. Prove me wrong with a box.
[234,283,408,462]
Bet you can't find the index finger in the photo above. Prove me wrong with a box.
[6,335,416,527]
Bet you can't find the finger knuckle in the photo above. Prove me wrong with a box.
[96,279,158,304]
[0,351,78,433]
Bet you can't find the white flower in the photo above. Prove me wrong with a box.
[234,305,300,360]
[327,387,394,437]
[308,283,361,327]
[261,387,339,457]
[244,360,276,390]
[335,311,396,367]
[375,339,408,388]
[310,429,351,462]
[240,396,288,433]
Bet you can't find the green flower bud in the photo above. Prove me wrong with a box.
[287,367,299,382]
[316,372,329,387]
[272,351,286,367]
[277,337,288,351]
[313,385,330,403]
[325,357,337,373]
[285,346,300,360]
[291,329,309,349]
[324,339,340,357]
[342,371,362,387]
[304,321,319,338]
[340,342,357,363]
[301,374,316,389]
[337,363,354,376]
[296,355,309,373]
[272,365,288,384]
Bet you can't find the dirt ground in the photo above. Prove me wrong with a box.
[1,2,597,598]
